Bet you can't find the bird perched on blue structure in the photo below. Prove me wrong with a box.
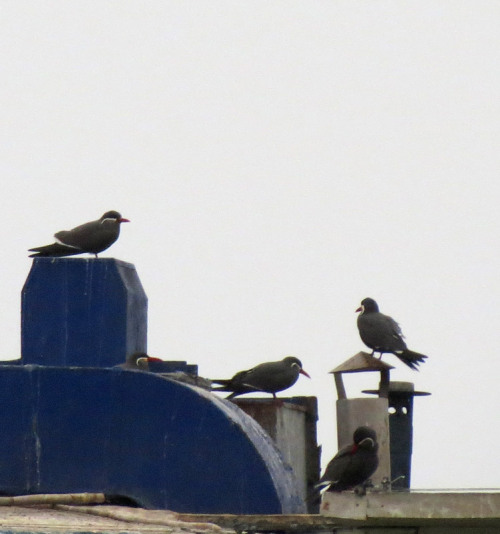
[316,426,379,494]
[29,211,129,258]
[117,352,163,371]
[211,356,310,400]
[356,297,428,370]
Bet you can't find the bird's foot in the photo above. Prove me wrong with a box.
[380,477,391,491]
[354,479,374,496]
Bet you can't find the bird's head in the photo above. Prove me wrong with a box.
[100,211,130,224]
[284,356,311,378]
[353,426,378,449]
[356,298,379,314]
[127,352,163,370]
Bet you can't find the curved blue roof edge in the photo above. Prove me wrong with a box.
[0,364,305,514]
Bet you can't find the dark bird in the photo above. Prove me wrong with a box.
[211,356,311,400]
[118,352,163,371]
[28,211,130,258]
[356,297,428,370]
[316,426,379,493]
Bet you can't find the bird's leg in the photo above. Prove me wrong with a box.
[94,253,98,258]
[354,485,367,496]
[355,479,374,496]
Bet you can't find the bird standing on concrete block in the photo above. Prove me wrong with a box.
[211,356,311,400]
[317,426,379,493]
[28,211,130,258]
[356,297,428,370]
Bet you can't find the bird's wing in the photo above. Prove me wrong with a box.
[360,312,407,352]
[54,220,99,249]
[231,363,274,387]
[386,314,404,339]
[211,367,256,391]
[318,444,354,486]
[239,381,262,392]
[54,233,82,249]
[229,368,253,386]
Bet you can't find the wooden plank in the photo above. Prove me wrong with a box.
[0,493,106,506]
[175,513,342,531]
[178,492,500,530]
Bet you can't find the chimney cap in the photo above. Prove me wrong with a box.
[329,351,394,374]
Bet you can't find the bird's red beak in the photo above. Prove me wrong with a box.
[355,306,363,313]
[119,218,130,223]
[300,368,311,379]
[147,357,163,362]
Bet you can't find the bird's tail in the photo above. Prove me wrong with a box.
[210,380,238,400]
[28,243,80,257]
[304,480,335,506]
[210,379,231,391]
[394,349,428,370]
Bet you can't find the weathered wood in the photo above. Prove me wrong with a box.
[0,492,498,532]
[57,505,226,531]
[321,491,500,526]
[175,513,342,531]
[0,492,106,506]
[177,492,500,530]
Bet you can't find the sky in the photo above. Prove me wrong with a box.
[1,2,499,490]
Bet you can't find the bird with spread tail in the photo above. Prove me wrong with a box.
[316,426,379,493]
[117,352,163,371]
[28,211,129,258]
[211,356,310,400]
[356,297,428,370]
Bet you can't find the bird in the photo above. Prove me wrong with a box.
[356,297,428,370]
[117,352,163,371]
[28,211,130,258]
[316,426,379,493]
[211,356,311,400]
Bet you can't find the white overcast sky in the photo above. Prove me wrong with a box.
[1,2,499,490]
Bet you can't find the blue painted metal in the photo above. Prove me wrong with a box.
[21,258,147,367]
[0,365,304,513]
[148,360,199,374]
[13,258,305,513]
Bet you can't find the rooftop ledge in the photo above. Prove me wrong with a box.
[318,490,500,527]
[178,491,500,530]
[0,492,498,532]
